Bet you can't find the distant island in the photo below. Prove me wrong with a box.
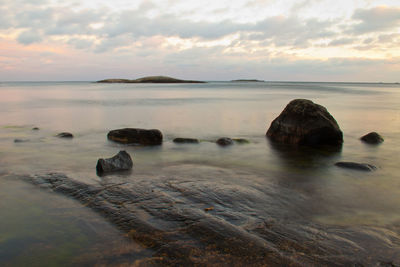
[231,79,265,82]
[97,76,206,83]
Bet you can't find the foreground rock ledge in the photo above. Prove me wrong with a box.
[266,99,343,146]
[107,128,163,145]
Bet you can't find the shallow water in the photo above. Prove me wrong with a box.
[0,81,399,265]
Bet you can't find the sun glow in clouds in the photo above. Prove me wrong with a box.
[0,0,399,81]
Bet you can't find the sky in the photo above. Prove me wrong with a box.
[0,0,399,82]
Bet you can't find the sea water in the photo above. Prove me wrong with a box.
[0,81,399,265]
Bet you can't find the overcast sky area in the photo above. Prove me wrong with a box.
[0,0,399,82]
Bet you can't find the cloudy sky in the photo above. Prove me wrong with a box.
[0,0,399,82]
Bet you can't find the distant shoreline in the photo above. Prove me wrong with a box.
[97,76,206,84]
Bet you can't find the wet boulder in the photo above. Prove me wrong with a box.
[217,137,233,146]
[335,162,376,171]
[56,132,73,138]
[266,99,343,146]
[107,128,163,145]
[360,132,384,144]
[173,138,199,144]
[96,150,133,174]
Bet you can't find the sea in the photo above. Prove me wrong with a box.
[0,81,399,265]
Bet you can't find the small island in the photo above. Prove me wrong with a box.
[231,79,265,82]
[97,76,205,83]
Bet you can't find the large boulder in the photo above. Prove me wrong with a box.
[96,150,133,174]
[107,128,163,145]
[360,132,384,144]
[266,99,343,146]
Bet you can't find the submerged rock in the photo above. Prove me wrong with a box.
[14,139,29,143]
[360,132,384,144]
[266,99,343,146]
[56,132,73,138]
[232,138,250,144]
[173,138,199,144]
[96,150,133,174]
[217,137,233,146]
[107,128,163,145]
[335,162,377,171]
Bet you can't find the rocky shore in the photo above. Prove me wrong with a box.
[7,98,392,265]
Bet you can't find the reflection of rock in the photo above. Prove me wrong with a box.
[335,162,376,171]
[107,128,163,145]
[96,151,133,174]
[217,137,233,146]
[266,99,343,146]
[56,132,73,138]
[173,138,199,144]
[360,132,384,144]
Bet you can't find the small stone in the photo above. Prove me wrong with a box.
[32,127,40,130]
[96,150,133,174]
[173,138,199,144]
[57,132,73,138]
[335,162,377,171]
[204,207,214,212]
[360,132,384,144]
[217,137,233,146]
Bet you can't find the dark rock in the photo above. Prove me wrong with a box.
[56,132,73,138]
[360,132,384,144]
[96,150,133,174]
[173,138,199,144]
[335,162,377,171]
[107,128,162,145]
[232,138,250,144]
[32,127,39,130]
[266,99,343,146]
[217,137,233,146]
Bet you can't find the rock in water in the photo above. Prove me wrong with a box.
[335,162,376,171]
[173,138,199,144]
[96,150,133,174]
[360,132,384,144]
[56,132,73,138]
[266,99,343,146]
[217,137,233,146]
[107,128,163,145]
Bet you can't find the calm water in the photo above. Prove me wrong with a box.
[0,81,400,265]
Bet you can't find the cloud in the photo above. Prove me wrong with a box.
[328,37,355,46]
[17,30,43,44]
[350,6,400,34]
